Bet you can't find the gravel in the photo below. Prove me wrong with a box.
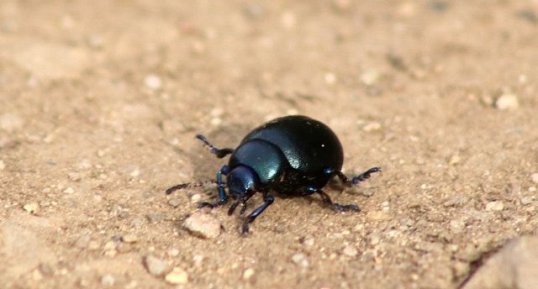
[165,267,188,284]
[143,255,169,276]
[183,211,221,239]
[494,93,519,110]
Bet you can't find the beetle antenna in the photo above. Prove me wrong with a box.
[165,180,218,195]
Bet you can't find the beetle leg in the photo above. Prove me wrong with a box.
[331,167,381,185]
[318,189,360,212]
[165,180,219,195]
[196,134,234,158]
[199,165,230,208]
[241,193,275,235]
[227,201,240,215]
[305,185,360,212]
[350,167,381,185]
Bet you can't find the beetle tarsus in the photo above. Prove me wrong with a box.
[198,200,227,209]
[317,189,360,212]
[351,167,381,185]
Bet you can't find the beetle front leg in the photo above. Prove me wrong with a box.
[196,134,234,158]
[199,165,230,208]
[241,192,275,235]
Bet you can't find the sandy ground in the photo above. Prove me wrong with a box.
[1,1,538,288]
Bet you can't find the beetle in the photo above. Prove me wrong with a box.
[166,115,380,235]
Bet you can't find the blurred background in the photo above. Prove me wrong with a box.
[1,1,537,288]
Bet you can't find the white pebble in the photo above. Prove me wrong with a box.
[144,74,162,90]
[520,196,533,206]
[531,173,538,184]
[23,202,39,214]
[0,113,24,132]
[360,70,380,86]
[130,168,140,178]
[342,245,358,257]
[243,268,255,280]
[495,93,519,110]
[143,255,168,276]
[183,211,221,239]
[100,274,115,286]
[324,72,337,85]
[190,194,202,203]
[63,187,75,194]
[122,234,138,243]
[165,267,188,284]
[362,122,381,132]
[486,201,504,211]
[291,253,309,268]
[167,248,180,257]
[0,160,5,170]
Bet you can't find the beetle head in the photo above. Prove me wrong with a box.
[227,166,258,201]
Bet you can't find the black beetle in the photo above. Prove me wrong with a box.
[166,115,380,235]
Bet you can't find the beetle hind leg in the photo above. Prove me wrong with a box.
[305,186,360,212]
[317,189,360,212]
[196,134,234,158]
[333,166,381,186]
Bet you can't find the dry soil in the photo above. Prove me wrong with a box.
[1,1,538,289]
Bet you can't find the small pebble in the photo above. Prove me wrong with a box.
[494,93,519,110]
[520,196,533,205]
[190,194,202,203]
[167,198,181,208]
[342,245,358,257]
[183,211,221,239]
[303,237,315,247]
[486,201,504,211]
[360,70,380,86]
[75,235,91,248]
[130,168,140,178]
[143,255,169,276]
[324,72,337,85]
[63,187,75,194]
[449,154,461,165]
[165,267,188,284]
[168,248,180,257]
[243,268,255,280]
[362,122,381,132]
[67,172,81,181]
[452,261,470,278]
[23,202,39,214]
[449,220,465,233]
[122,234,138,243]
[100,274,115,286]
[0,160,5,170]
[146,213,166,223]
[291,253,309,268]
[531,173,538,184]
[144,74,162,90]
[0,113,24,132]
[38,263,54,276]
[192,255,204,266]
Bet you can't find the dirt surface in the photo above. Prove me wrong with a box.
[1,1,538,288]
